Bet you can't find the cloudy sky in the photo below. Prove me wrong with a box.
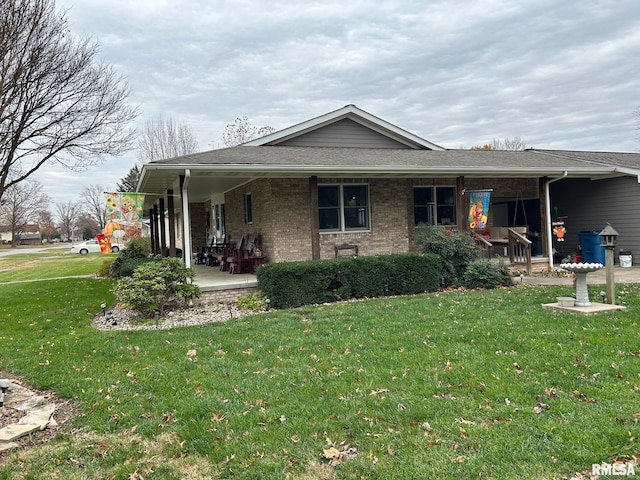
[35,0,640,205]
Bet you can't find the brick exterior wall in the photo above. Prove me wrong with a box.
[215,176,540,264]
[189,202,208,253]
[224,177,414,263]
[199,286,259,303]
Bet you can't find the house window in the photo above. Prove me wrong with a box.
[318,184,370,232]
[414,186,456,226]
[244,193,253,224]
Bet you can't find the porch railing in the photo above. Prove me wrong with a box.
[474,228,532,275]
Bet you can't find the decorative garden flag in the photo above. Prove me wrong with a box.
[552,221,566,241]
[468,189,491,230]
[103,192,145,251]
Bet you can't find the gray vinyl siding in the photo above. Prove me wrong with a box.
[551,177,640,263]
[274,119,414,149]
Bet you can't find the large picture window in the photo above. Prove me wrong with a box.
[319,184,370,232]
[414,186,456,226]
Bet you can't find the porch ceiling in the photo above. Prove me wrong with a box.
[139,163,627,209]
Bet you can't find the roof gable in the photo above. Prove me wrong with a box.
[244,104,444,150]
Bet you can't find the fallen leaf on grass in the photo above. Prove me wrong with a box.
[211,411,225,422]
[435,392,457,401]
[455,418,476,425]
[534,402,551,414]
[370,388,389,396]
[569,390,597,403]
[323,441,359,467]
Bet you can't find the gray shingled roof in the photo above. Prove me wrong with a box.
[150,146,637,171]
[139,146,640,203]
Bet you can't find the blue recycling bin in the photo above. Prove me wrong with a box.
[577,231,606,264]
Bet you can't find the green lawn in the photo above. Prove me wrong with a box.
[0,258,638,479]
[0,249,113,282]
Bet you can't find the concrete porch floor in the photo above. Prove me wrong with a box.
[192,263,258,292]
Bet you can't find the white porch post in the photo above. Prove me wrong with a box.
[181,169,192,268]
[545,171,568,270]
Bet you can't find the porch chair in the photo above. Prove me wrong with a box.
[227,236,253,274]
[218,237,241,271]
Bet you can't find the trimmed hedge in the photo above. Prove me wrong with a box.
[257,253,442,309]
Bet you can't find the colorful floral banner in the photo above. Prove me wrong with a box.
[468,189,491,230]
[104,192,145,250]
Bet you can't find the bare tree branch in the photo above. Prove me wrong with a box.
[138,115,199,162]
[55,199,81,242]
[0,0,138,203]
[0,180,49,246]
[81,184,107,230]
[220,116,275,147]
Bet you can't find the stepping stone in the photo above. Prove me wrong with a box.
[0,423,41,442]
[0,441,19,452]
[13,395,47,412]
[18,404,55,427]
[3,383,36,407]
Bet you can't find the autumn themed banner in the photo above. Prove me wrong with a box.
[103,192,145,251]
[468,189,491,230]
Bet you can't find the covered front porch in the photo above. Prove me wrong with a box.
[191,263,259,303]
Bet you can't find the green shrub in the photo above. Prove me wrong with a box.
[236,291,267,311]
[97,258,116,277]
[415,225,482,286]
[109,238,151,279]
[118,257,158,278]
[114,257,201,316]
[257,253,441,309]
[128,236,152,256]
[463,259,513,289]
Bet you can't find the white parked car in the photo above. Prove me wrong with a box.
[70,239,124,255]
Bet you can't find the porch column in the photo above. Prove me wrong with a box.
[167,189,177,258]
[539,177,548,258]
[309,176,320,260]
[180,171,192,267]
[159,197,167,257]
[149,207,157,255]
[456,176,466,230]
[152,204,161,255]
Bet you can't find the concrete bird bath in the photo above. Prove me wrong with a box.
[560,262,604,307]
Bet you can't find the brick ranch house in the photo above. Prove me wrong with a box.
[137,105,640,276]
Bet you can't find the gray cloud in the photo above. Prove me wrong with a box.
[34,0,640,206]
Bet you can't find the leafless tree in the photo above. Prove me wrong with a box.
[55,200,81,242]
[220,116,275,147]
[0,180,49,247]
[76,211,100,239]
[471,137,527,151]
[37,208,58,242]
[0,0,138,204]
[81,184,107,230]
[138,116,199,162]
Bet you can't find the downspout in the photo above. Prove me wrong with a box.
[545,171,568,269]
[181,169,192,268]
